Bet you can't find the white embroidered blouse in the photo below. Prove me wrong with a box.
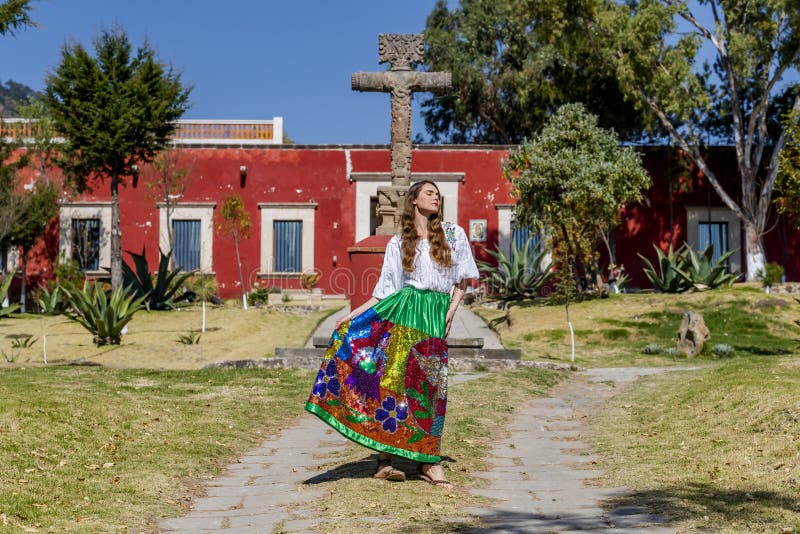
[372,222,480,299]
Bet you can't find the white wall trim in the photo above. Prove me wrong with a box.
[495,204,514,257]
[59,203,112,272]
[686,206,742,274]
[355,175,461,241]
[159,203,216,272]
[258,203,317,274]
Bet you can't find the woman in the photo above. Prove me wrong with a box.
[305,180,479,487]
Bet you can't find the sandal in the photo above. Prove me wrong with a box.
[374,457,406,481]
[418,463,454,488]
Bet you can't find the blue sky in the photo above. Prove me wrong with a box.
[2,1,443,144]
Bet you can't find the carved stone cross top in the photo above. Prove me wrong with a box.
[352,34,451,234]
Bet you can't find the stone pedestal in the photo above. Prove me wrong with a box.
[347,234,391,310]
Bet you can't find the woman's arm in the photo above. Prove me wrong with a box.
[334,296,379,330]
[445,279,468,337]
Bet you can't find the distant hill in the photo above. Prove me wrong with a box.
[0,80,40,117]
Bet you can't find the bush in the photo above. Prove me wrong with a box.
[477,238,554,303]
[641,343,663,355]
[759,262,785,288]
[52,256,84,288]
[185,273,219,302]
[62,282,146,346]
[247,287,273,306]
[122,247,194,310]
[0,270,20,318]
[711,343,735,358]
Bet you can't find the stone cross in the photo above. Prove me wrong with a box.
[352,34,451,234]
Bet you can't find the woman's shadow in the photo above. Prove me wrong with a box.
[303,454,455,485]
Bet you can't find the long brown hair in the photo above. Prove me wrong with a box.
[400,181,453,272]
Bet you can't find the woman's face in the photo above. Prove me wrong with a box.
[413,183,440,217]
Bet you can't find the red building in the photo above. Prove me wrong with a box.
[4,118,799,299]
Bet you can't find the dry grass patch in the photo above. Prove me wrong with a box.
[0,301,344,369]
[303,367,565,533]
[0,366,313,533]
[590,358,800,533]
[472,286,800,367]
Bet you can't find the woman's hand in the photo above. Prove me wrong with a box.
[334,314,352,330]
[445,307,456,338]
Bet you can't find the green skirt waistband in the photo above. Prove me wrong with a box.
[372,285,450,339]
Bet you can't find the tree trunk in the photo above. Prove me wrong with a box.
[110,172,122,289]
[743,219,766,282]
[233,233,247,309]
[19,250,27,313]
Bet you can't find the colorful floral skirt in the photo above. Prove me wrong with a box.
[305,286,450,463]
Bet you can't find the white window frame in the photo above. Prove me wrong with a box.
[686,206,742,274]
[59,203,112,274]
[158,203,216,272]
[258,203,317,275]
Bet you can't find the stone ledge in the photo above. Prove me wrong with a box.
[203,356,572,372]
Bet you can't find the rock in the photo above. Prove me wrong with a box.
[677,311,710,358]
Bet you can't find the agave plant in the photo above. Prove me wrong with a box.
[677,245,739,290]
[37,284,68,315]
[638,244,692,293]
[62,281,146,346]
[477,238,554,303]
[122,247,194,310]
[0,270,20,318]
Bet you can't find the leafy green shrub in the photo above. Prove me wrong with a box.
[638,244,692,293]
[712,343,735,357]
[62,282,146,346]
[0,270,20,318]
[122,247,194,310]
[52,256,84,288]
[641,343,663,354]
[679,245,738,290]
[247,287,272,306]
[759,262,785,288]
[664,347,681,357]
[477,238,554,302]
[37,284,68,315]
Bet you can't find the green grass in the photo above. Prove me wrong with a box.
[472,287,800,366]
[590,356,800,533]
[0,366,312,532]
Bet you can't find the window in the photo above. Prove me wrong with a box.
[511,223,540,258]
[159,203,215,272]
[71,218,101,271]
[274,221,302,272]
[59,203,112,272]
[172,219,201,271]
[686,206,741,274]
[258,203,316,275]
[697,221,729,265]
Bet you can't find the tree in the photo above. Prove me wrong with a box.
[420,0,650,144]
[7,181,59,312]
[777,108,800,227]
[586,0,800,280]
[45,29,190,289]
[142,145,195,257]
[503,103,651,291]
[218,195,251,309]
[0,0,34,36]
